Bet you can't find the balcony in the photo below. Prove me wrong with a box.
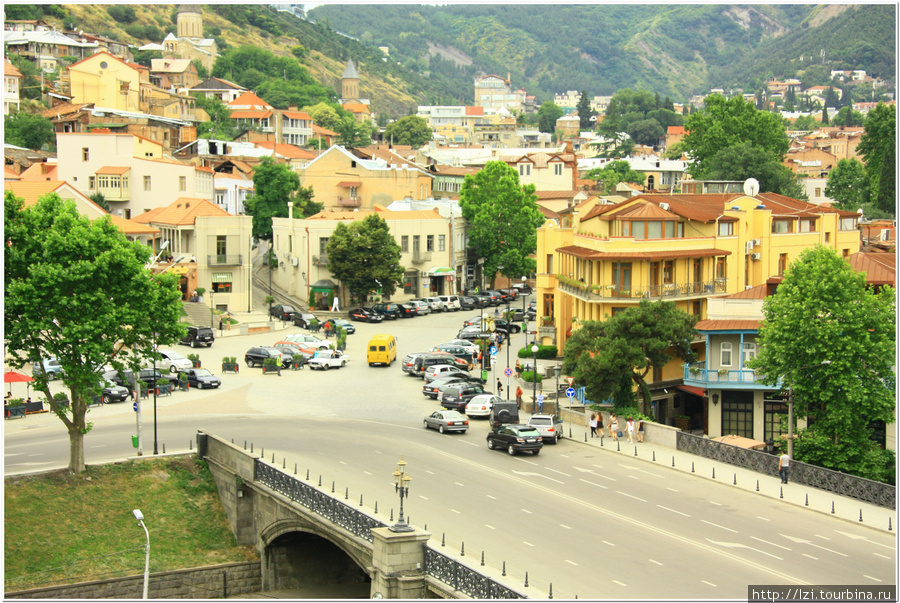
[207,254,242,266]
[683,362,777,390]
[557,277,728,303]
[411,251,432,264]
[312,254,328,267]
[336,196,361,207]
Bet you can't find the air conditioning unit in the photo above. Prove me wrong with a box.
[290,257,299,267]
[659,202,670,211]
[752,239,762,247]
[750,253,762,260]
[745,242,754,254]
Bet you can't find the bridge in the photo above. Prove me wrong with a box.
[198,431,546,599]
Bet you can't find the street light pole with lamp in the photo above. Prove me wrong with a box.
[531,343,539,413]
[133,509,149,599]
[787,360,832,459]
[389,457,413,533]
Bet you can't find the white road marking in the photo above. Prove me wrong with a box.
[751,536,792,551]
[564,559,578,566]
[756,516,771,522]
[486,494,497,500]
[521,509,532,514]
[701,520,738,533]
[864,575,882,582]
[339,460,347,465]
[649,559,663,566]
[602,540,615,547]
[426,470,435,475]
[701,580,717,587]
[454,481,464,486]
[363,471,371,475]
[657,505,690,517]
[612,579,627,587]
[780,534,848,557]
[616,491,647,503]
[90,445,107,449]
[512,470,565,484]
[575,466,616,481]
[485,525,496,530]
[710,501,723,506]
[707,539,783,561]
[834,530,896,550]
[619,464,665,478]
[546,467,572,477]
[628,475,640,480]
[667,487,679,492]
[578,478,608,489]
[451,509,460,514]
[523,541,535,547]
[418,495,429,500]
[873,553,891,560]
[802,553,818,560]
[560,524,572,530]
[815,534,830,540]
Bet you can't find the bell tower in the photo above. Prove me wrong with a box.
[177,5,203,39]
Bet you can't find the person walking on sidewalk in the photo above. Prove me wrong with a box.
[778,450,791,484]
[609,413,619,440]
[626,417,635,443]
[515,385,523,409]
[497,378,503,397]
[637,418,644,443]
[589,413,598,438]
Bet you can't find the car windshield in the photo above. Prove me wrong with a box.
[165,351,186,360]
[194,369,213,377]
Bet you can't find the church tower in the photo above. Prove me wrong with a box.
[341,59,360,102]
[177,5,203,39]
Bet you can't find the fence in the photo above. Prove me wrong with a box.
[676,431,895,508]
[423,547,525,599]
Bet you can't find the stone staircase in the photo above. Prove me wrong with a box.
[182,300,215,327]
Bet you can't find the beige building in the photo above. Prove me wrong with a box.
[65,50,147,113]
[161,6,217,73]
[501,149,577,192]
[56,131,214,218]
[271,206,460,307]
[474,74,525,113]
[4,59,22,115]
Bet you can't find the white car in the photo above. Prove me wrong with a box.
[307,350,349,370]
[439,295,462,311]
[464,394,501,418]
[423,364,466,382]
[446,339,480,353]
[157,349,193,374]
[424,296,445,312]
[283,333,333,349]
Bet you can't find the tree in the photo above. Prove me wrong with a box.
[4,112,56,151]
[326,213,404,300]
[830,106,865,127]
[536,101,564,134]
[583,160,646,194]
[89,192,109,212]
[791,114,819,131]
[825,158,869,210]
[576,90,595,130]
[563,300,698,415]
[383,115,432,148]
[243,157,316,241]
[703,141,806,199]
[682,94,789,179]
[459,161,544,285]
[4,192,185,473]
[304,102,342,131]
[191,95,237,140]
[750,246,895,483]
[857,102,896,216]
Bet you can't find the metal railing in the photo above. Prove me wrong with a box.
[683,363,766,385]
[412,251,432,264]
[255,460,385,543]
[557,278,727,302]
[207,254,243,266]
[423,547,525,599]
[336,196,360,207]
[676,431,896,508]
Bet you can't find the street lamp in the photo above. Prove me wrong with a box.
[554,364,561,411]
[133,509,149,599]
[531,343,539,413]
[152,340,158,455]
[268,246,273,322]
[786,360,832,459]
[389,457,413,533]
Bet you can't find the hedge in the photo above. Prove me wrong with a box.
[516,345,557,359]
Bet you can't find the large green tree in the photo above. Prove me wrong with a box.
[682,94,789,179]
[4,112,56,151]
[703,141,806,198]
[326,213,405,300]
[825,158,869,210]
[243,157,318,241]
[750,246,895,483]
[857,102,896,216]
[576,90,595,130]
[830,106,865,127]
[563,301,698,415]
[459,161,544,286]
[191,95,238,140]
[537,101,564,135]
[4,192,185,473]
[583,160,646,194]
[383,115,432,148]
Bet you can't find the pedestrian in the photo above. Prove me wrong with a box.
[218,317,224,335]
[778,450,791,484]
[589,413,598,438]
[497,378,503,397]
[324,321,332,338]
[609,413,618,440]
[626,416,635,443]
[597,412,604,435]
[515,385,523,409]
[514,360,521,379]
[637,418,644,443]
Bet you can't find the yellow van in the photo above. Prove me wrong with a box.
[366,334,397,366]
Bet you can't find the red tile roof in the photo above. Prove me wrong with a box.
[846,251,896,286]
[694,319,762,331]
[130,198,231,226]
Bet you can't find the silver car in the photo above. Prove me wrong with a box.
[423,364,467,382]
[528,414,564,443]
[407,300,432,315]
[423,410,469,434]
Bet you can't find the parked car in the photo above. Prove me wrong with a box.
[423,410,469,434]
[245,346,292,368]
[500,288,519,300]
[179,326,215,348]
[183,367,222,389]
[423,364,467,383]
[292,312,318,328]
[456,326,487,341]
[445,339,481,353]
[459,296,479,310]
[439,295,462,311]
[423,297,445,312]
[371,303,402,320]
[322,318,356,334]
[406,300,431,315]
[430,343,476,366]
[156,349,193,374]
[423,375,482,399]
[307,349,349,370]
[439,382,487,412]
[492,319,522,334]
[270,304,298,321]
[100,378,130,403]
[512,282,532,295]
[32,358,64,380]
[465,394,501,418]
[273,341,316,363]
[396,303,418,318]
[348,307,384,323]
[486,290,508,304]
[413,352,468,377]
[105,368,177,390]
[486,424,543,455]
[282,333,332,349]
[528,414,564,444]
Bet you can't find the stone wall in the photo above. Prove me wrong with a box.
[6,561,261,600]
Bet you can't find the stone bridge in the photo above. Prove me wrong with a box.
[198,431,541,599]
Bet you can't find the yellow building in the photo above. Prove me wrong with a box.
[536,191,861,416]
[66,51,147,113]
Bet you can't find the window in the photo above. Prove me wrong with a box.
[718,222,734,236]
[824,232,831,243]
[663,260,674,284]
[401,235,409,253]
[778,253,788,276]
[438,234,446,252]
[632,221,645,239]
[88,176,96,190]
[720,342,733,367]
[216,235,226,261]
[426,235,434,252]
[814,187,822,197]
[518,163,531,177]
[621,221,631,237]
[143,176,151,191]
[799,218,815,233]
[742,342,757,366]
[179,176,186,192]
[647,221,662,239]
[764,394,788,442]
[839,217,858,231]
[665,221,675,238]
[716,257,727,280]
[722,392,754,439]
[553,163,563,176]
[413,235,420,253]
[349,186,358,198]
[211,272,232,293]
[82,148,89,161]
[546,254,553,274]
[772,219,792,234]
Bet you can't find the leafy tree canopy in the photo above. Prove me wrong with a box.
[326,213,405,299]
[702,141,806,198]
[598,88,682,147]
[583,160,646,194]
[537,102,564,135]
[825,158,869,211]
[243,157,317,241]
[576,89,596,130]
[459,161,545,285]
[563,300,698,415]
[191,95,238,140]
[4,192,185,473]
[4,112,56,151]
[750,246,895,483]
[830,106,865,127]
[857,102,896,217]
[383,115,433,148]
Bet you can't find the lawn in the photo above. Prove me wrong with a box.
[4,456,257,592]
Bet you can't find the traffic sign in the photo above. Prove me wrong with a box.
[566,387,576,398]
[504,368,512,377]
[133,401,138,412]
[490,346,497,355]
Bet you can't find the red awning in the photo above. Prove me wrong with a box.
[677,385,706,397]
[336,181,361,187]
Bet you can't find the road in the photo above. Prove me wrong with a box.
[4,303,896,599]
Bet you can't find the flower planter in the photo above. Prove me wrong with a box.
[5,405,26,419]
[262,366,281,376]
[221,363,240,374]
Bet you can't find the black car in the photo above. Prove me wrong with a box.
[486,424,543,455]
[486,290,508,304]
[348,308,383,323]
[371,303,402,320]
[105,368,177,390]
[270,304,297,321]
[439,382,487,412]
[459,296,479,310]
[245,346,293,368]
[492,319,522,334]
[179,326,215,348]
[100,378,130,403]
[292,312,318,328]
[183,367,221,389]
[397,303,418,318]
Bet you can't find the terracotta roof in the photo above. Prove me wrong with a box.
[336,181,362,187]
[535,190,578,201]
[17,163,58,181]
[343,102,371,114]
[312,124,339,136]
[5,166,21,180]
[667,126,685,135]
[306,209,443,221]
[846,252,896,286]
[254,141,316,159]
[604,201,679,220]
[227,91,272,110]
[722,284,769,299]
[194,165,214,173]
[5,60,23,78]
[466,106,484,116]
[230,110,273,119]
[556,245,731,260]
[41,102,93,119]
[108,214,160,236]
[96,166,131,175]
[432,165,479,177]
[130,198,231,226]
[694,319,762,331]
[282,110,313,120]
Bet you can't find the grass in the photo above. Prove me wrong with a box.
[4,456,257,592]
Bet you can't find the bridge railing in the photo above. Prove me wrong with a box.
[423,546,525,599]
[255,460,386,542]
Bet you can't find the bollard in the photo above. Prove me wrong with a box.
[261,447,264,457]
[672,456,675,467]
[271,452,275,463]
[250,443,253,453]
[502,561,506,576]
[780,487,783,499]
[318,475,322,487]
[805,494,808,506]
[360,494,363,507]
[733,473,737,485]
[691,462,695,473]
[244,440,247,450]
[889,517,892,531]
[831,501,835,514]
[756,480,759,492]
[712,467,715,479]
[600,436,603,447]
[441,533,446,547]
[652,451,656,462]
[524,572,529,588]
[332,481,335,493]
[616,441,620,452]
[461,542,465,556]
[190,440,193,451]
[375,501,378,513]
[294,463,297,475]
[634,446,638,457]
[163,443,166,453]
[481,551,485,566]
[584,433,588,442]
[390,509,394,521]
[859,510,863,523]
[345,487,349,500]
[231,438,234,444]
[306,469,310,480]
[549,583,553,600]
[283,457,286,469]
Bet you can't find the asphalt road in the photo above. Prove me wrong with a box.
[4,303,897,599]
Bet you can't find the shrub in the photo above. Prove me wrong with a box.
[6,398,24,407]
[521,371,542,384]
[107,5,136,24]
[516,345,557,359]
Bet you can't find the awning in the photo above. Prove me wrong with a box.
[336,181,361,187]
[426,266,455,276]
[677,385,706,397]
[211,272,232,283]
[311,279,337,293]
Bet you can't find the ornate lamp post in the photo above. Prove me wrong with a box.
[531,343,539,413]
[389,457,413,533]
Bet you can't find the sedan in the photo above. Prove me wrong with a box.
[407,300,431,315]
[423,410,469,434]
[459,296,479,310]
[465,394,501,418]
[245,346,292,368]
[292,313,318,328]
[322,318,356,334]
[397,303,418,318]
[270,304,298,321]
[423,375,477,399]
[282,333,332,349]
[486,424,543,455]
[423,364,468,383]
[456,326,487,341]
[348,308,384,323]
[183,367,221,389]
[32,358,64,380]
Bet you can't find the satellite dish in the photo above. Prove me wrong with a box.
[743,178,760,197]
